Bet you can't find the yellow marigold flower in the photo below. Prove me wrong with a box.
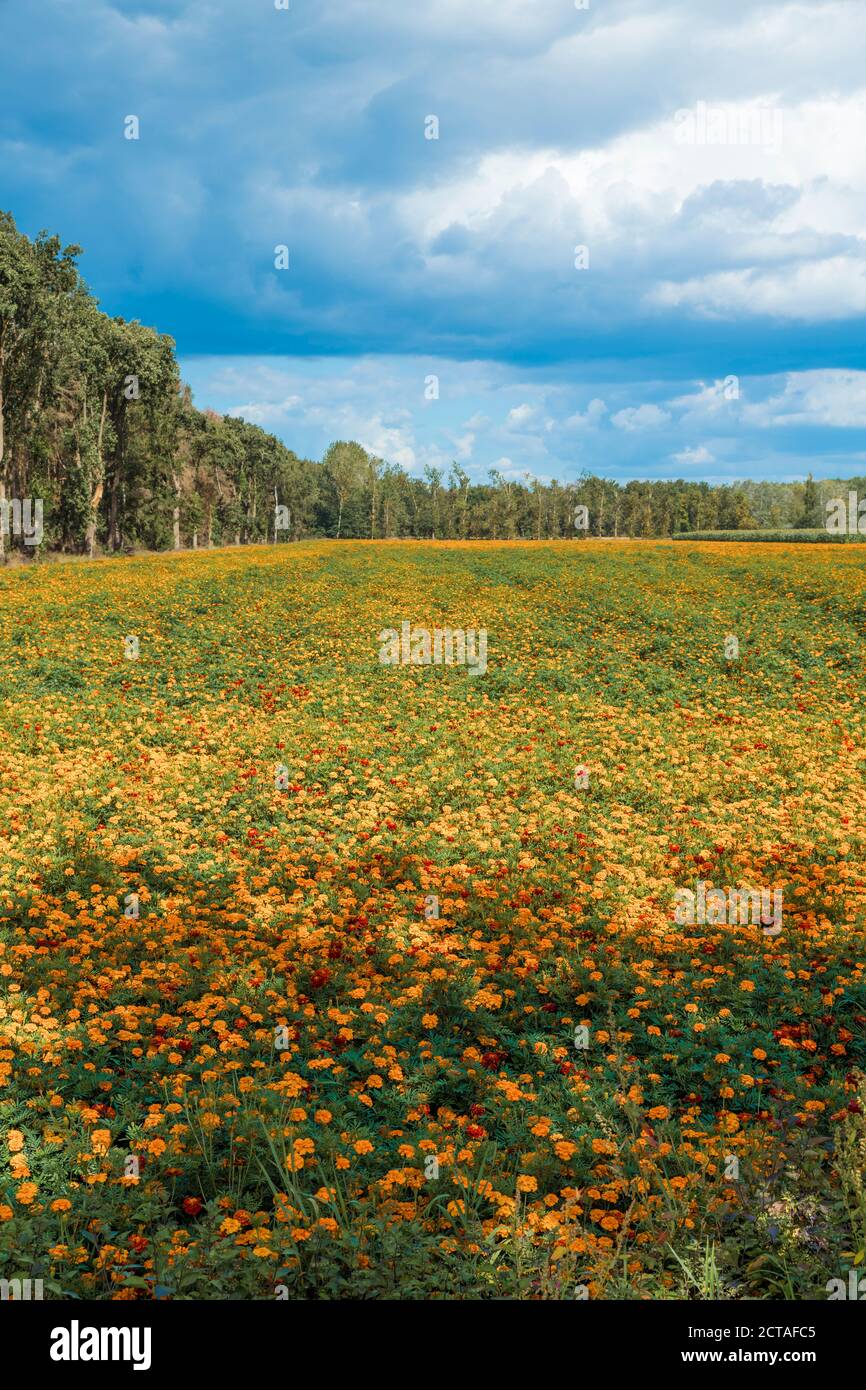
[6,1130,25,1153]
[516,1175,537,1193]
[0,1205,13,1221]
[647,1106,670,1120]
[91,1129,111,1155]
[16,1182,38,1205]
[315,1110,332,1125]
[220,1218,241,1235]
[353,1139,374,1155]
[752,1048,767,1060]
[51,1199,72,1213]
[421,1014,438,1028]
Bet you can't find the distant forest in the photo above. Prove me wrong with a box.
[1,211,862,556]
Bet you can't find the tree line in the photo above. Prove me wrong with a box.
[1,211,858,557]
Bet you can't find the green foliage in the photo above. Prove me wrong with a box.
[674,530,865,543]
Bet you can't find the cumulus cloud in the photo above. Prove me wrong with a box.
[611,404,672,431]
[505,403,536,429]
[742,370,866,428]
[564,399,607,429]
[672,445,716,465]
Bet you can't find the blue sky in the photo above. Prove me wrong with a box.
[3,0,866,483]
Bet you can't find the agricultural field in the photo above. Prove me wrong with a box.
[1,539,865,1301]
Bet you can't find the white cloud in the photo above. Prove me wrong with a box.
[673,445,715,465]
[453,432,475,460]
[227,395,302,425]
[505,403,536,429]
[611,403,671,431]
[649,256,866,321]
[564,398,607,428]
[743,370,866,428]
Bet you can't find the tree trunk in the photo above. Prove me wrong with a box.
[86,480,104,557]
[172,469,181,549]
[109,468,121,550]
[85,391,109,557]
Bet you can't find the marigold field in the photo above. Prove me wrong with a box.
[1,539,865,1301]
